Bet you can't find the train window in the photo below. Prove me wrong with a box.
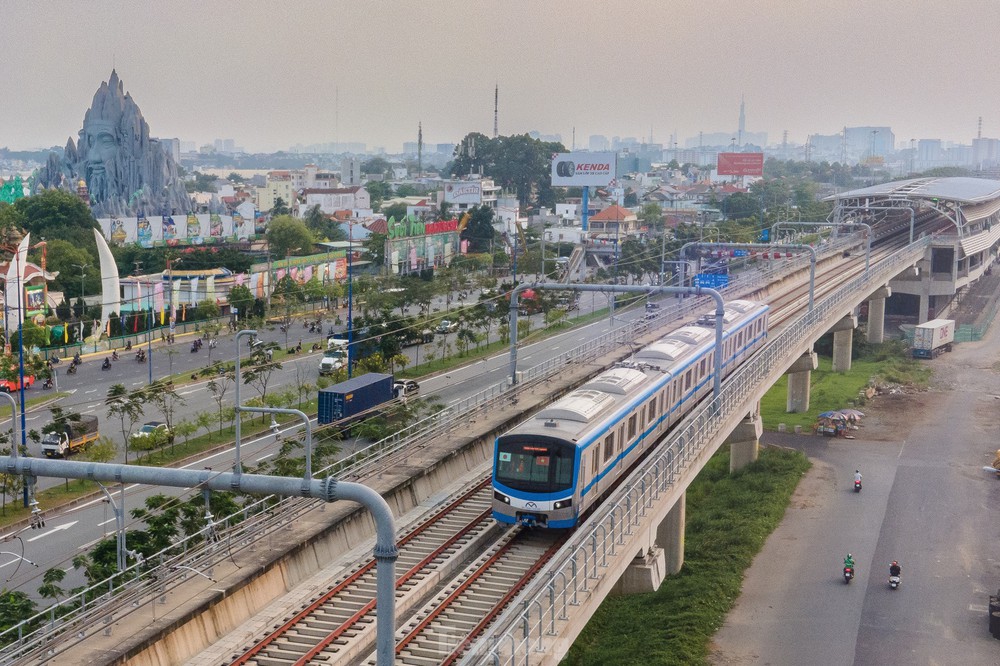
[592,448,599,476]
[648,400,656,422]
[699,359,706,376]
[603,433,614,461]
[627,414,637,440]
[685,370,692,391]
[496,439,575,492]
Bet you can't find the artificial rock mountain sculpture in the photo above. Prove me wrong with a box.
[35,70,192,218]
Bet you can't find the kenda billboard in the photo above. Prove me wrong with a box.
[550,152,616,186]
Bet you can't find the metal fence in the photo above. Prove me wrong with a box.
[463,239,931,665]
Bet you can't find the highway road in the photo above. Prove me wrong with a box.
[0,283,640,598]
[711,322,1000,664]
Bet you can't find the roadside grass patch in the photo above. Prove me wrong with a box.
[562,446,810,666]
[758,347,930,432]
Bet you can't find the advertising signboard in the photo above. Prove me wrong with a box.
[443,181,483,205]
[551,152,617,186]
[717,152,764,177]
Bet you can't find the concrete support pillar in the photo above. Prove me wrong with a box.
[613,539,666,595]
[918,293,930,324]
[657,492,685,575]
[830,314,858,373]
[726,413,763,473]
[866,286,890,344]
[786,350,818,413]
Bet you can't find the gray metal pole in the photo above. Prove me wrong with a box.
[241,406,313,480]
[0,456,400,666]
[233,329,257,481]
[770,220,871,271]
[508,283,726,395]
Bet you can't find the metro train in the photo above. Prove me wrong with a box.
[492,299,769,528]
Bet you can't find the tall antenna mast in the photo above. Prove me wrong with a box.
[978,116,983,140]
[418,121,423,176]
[493,84,499,139]
[572,126,576,151]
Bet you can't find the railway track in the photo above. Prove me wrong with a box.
[230,476,498,666]
[369,530,566,666]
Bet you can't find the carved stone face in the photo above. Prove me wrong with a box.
[81,119,117,181]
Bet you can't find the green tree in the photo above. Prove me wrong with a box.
[207,372,234,434]
[105,384,144,464]
[174,420,197,446]
[185,171,218,193]
[266,215,313,258]
[38,239,99,297]
[141,380,184,437]
[0,446,23,516]
[0,590,38,637]
[365,181,391,211]
[361,157,391,176]
[81,436,118,465]
[461,205,496,253]
[363,233,387,269]
[271,197,290,216]
[37,567,66,603]
[243,343,282,407]
[382,202,407,221]
[14,189,97,248]
[228,284,253,320]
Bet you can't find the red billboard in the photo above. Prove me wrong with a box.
[717,152,764,177]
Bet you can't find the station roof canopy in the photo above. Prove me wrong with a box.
[825,177,1000,205]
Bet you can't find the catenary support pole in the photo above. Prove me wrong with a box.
[0,456,399,666]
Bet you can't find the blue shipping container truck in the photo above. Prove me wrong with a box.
[318,373,394,424]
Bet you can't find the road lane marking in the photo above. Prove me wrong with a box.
[98,517,116,527]
[26,521,79,542]
[256,453,273,462]
[85,389,97,394]
[78,537,103,550]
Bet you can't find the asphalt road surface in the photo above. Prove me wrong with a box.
[711,326,1000,664]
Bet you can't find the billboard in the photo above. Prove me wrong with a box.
[550,152,616,186]
[717,152,764,177]
[443,181,483,205]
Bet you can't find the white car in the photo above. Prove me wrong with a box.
[393,379,420,397]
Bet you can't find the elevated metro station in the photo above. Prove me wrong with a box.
[829,177,1000,323]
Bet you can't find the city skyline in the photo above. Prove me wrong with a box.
[2,1,998,154]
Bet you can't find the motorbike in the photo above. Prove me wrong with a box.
[111,351,119,361]
[190,343,199,353]
[889,574,900,590]
[843,566,855,584]
[49,356,60,365]
[67,364,77,375]
[42,378,53,389]
[71,354,81,367]
[854,479,862,492]
[125,341,133,351]
[101,360,112,371]
[135,351,146,363]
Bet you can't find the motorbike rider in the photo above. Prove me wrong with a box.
[73,352,81,366]
[889,560,901,577]
[844,553,856,570]
[854,470,862,485]
[111,350,119,361]
[101,357,112,370]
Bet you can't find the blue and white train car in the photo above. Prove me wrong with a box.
[492,299,769,528]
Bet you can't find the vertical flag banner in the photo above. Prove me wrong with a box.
[153,282,164,324]
[190,277,200,304]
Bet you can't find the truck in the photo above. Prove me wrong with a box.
[41,414,99,458]
[912,318,955,359]
[318,373,394,425]
[318,340,348,375]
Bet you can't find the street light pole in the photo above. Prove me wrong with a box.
[347,223,354,379]
[72,262,89,317]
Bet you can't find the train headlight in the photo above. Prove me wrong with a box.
[553,498,573,510]
[493,490,510,504]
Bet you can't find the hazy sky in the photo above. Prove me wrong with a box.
[3,0,998,153]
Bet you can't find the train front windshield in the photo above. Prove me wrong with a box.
[495,437,574,493]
